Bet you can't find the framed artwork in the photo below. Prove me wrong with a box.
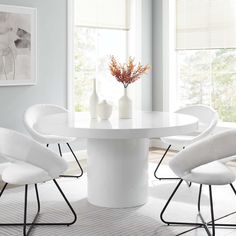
[0,5,37,86]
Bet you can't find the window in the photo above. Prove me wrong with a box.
[74,28,127,112]
[176,0,236,122]
[73,0,131,112]
[177,49,236,122]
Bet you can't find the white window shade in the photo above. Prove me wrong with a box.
[176,0,236,50]
[74,0,130,30]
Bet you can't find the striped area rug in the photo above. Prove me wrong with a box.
[0,164,236,236]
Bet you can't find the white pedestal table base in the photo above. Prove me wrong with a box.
[87,138,150,208]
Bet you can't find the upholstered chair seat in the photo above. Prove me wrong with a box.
[180,161,235,185]
[2,162,51,185]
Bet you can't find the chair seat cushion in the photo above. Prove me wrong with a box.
[32,129,77,144]
[182,161,236,185]
[0,162,11,176]
[2,162,52,185]
[161,135,196,147]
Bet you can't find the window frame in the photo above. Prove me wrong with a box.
[67,0,143,112]
[162,0,177,112]
[67,0,74,111]
[166,0,236,127]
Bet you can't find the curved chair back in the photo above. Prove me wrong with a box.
[176,105,218,142]
[0,127,67,178]
[24,104,68,143]
[169,129,236,178]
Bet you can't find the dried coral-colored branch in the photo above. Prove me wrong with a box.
[109,55,150,88]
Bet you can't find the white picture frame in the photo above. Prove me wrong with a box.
[0,5,37,86]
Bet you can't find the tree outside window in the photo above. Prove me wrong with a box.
[177,49,236,122]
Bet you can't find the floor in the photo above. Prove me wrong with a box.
[0,148,236,236]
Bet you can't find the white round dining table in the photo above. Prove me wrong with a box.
[36,111,198,208]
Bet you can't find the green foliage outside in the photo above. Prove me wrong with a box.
[178,49,236,122]
[73,27,126,112]
[74,28,96,112]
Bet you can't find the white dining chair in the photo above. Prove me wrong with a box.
[154,105,218,180]
[24,104,83,178]
[160,129,236,236]
[0,127,77,236]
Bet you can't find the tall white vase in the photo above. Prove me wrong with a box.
[119,87,132,119]
[89,79,99,119]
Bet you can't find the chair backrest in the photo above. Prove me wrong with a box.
[176,105,218,142]
[0,127,67,178]
[169,129,236,178]
[24,104,68,142]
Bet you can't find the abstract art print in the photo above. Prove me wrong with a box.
[0,5,36,86]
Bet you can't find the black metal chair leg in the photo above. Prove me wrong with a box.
[59,143,84,178]
[35,184,40,214]
[162,183,236,236]
[198,184,202,213]
[174,184,206,236]
[0,181,77,234]
[66,143,83,177]
[58,143,62,156]
[204,184,236,228]
[230,183,236,195]
[161,179,187,225]
[161,181,209,228]
[53,179,77,225]
[154,145,180,180]
[23,185,28,236]
[0,183,8,198]
[197,185,214,236]
[23,184,41,236]
[209,186,215,236]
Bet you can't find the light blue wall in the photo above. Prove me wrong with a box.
[0,0,67,132]
[140,0,164,111]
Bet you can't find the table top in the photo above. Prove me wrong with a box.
[36,111,198,139]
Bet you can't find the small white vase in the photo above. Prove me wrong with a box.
[119,87,132,119]
[89,80,99,119]
[97,100,113,120]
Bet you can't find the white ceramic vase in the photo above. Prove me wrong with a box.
[97,100,113,120]
[89,79,99,119]
[119,87,132,119]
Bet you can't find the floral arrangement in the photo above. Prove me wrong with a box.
[109,56,150,88]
